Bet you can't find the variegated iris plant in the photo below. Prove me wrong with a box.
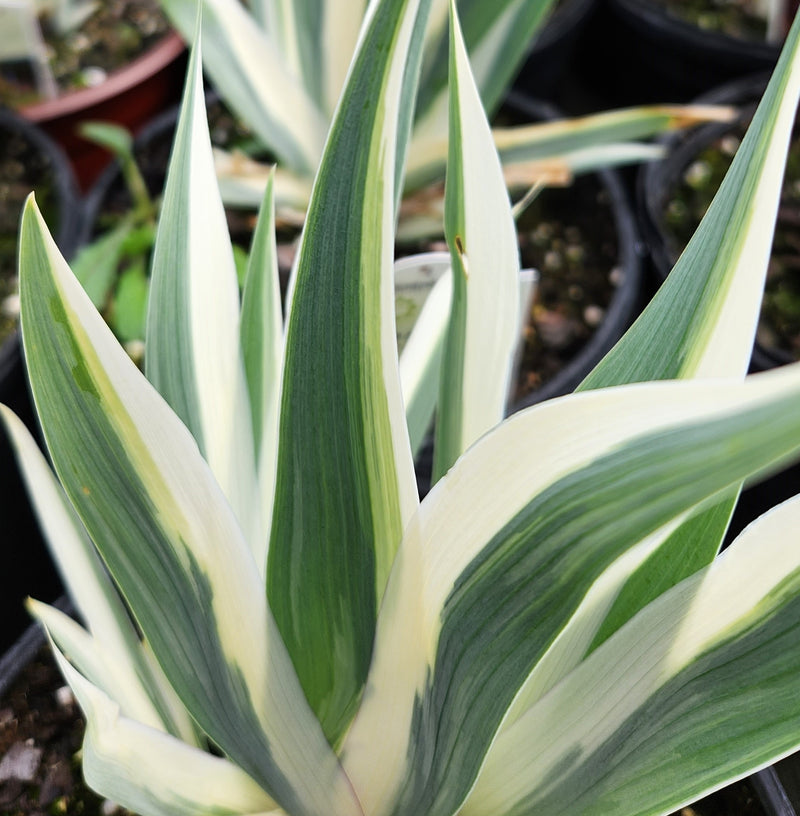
[6,1,800,815]
[158,0,734,237]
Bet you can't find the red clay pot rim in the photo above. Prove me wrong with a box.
[18,30,186,122]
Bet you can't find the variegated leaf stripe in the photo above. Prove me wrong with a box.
[48,637,279,816]
[145,41,264,566]
[267,0,429,747]
[239,170,283,556]
[415,0,556,128]
[0,407,196,742]
[432,0,520,480]
[319,0,370,117]
[571,12,800,654]
[495,512,691,731]
[342,367,800,816]
[159,0,327,175]
[465,495,800,816]
[18,200,362,816]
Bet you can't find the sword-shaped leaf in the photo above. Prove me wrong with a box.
[432,0,520,480]
[1,407,195,743]
[250,0,368,117]
[464,494,800,816]
[406,104,734,194]
[571,8,800,652]
[266,0,430,747]
[415,0,557,128]
[239,170,283,551]
[145,40,264,567]
[342,366,800,816]
[49,639,279,816]
[18,198,362,816]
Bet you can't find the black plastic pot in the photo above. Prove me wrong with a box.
[506,92,644,411]
[512,0,599,100]
[0,109,81,652]
[595,0,781,105]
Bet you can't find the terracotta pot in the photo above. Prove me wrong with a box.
[19,31,187,193]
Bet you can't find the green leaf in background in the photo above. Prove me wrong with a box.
[70,221,132,309]
[112,260,149,345]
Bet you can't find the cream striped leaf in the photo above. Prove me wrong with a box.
[266,0,430,747]
[145,40,264,566]
[432,0,520,480]
[239,170,283,555]
[415,0,557,127]
[582,12,800,390]
[18,198,362,816]
[0,407,195,742]
[342,366,800,816]
[570,10,800,651]
[464,494,800,816]
[250,0,367,117]
[29,601,190,740]
[48,638,280,816]
[397,254,452,457]
[407,104,733,194]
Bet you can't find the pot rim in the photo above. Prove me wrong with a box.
[18,31,186,123]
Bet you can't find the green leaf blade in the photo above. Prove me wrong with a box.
[342,367,800,816]
[267,0,429,746]
[145,38,264,568]
[464,495,800,816]
[568,12,800,655]
[18,198,362,816]
[433,0,521,480]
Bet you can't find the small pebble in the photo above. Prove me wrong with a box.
[81,66,108,87]
[584,304,605,327]
[565,244,584,265]
[609,266,625,287]
[684,160,712,190]
[0,741,43,783]
[543,250,563,271]
[720,135,741,157]
[1,293,19,319]
[54,685,75,709]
